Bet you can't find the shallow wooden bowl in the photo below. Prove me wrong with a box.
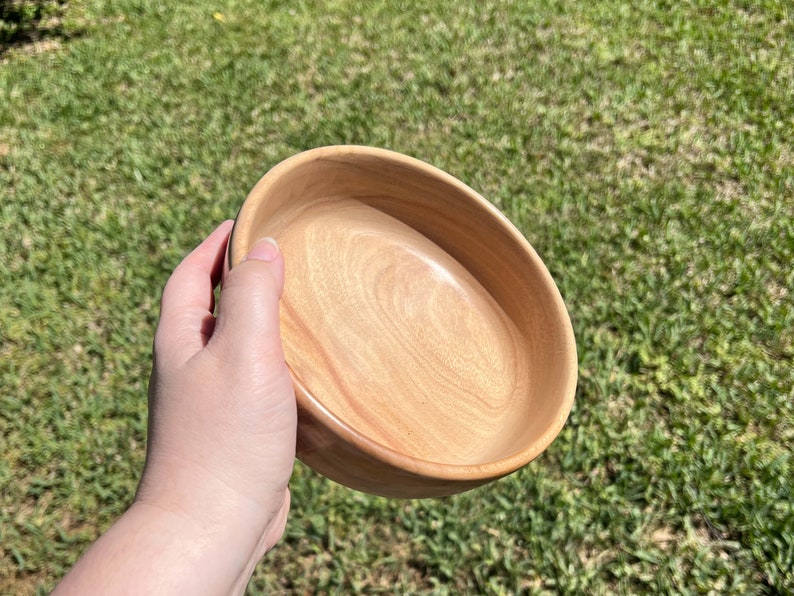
[228,146,577,498]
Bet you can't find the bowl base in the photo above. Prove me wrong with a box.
[276,197,532,465]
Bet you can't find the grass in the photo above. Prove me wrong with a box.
[1,0,792,592]
[1,1,66,46]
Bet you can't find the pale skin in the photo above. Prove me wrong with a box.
[54,220,297,595]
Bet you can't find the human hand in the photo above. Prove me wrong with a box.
[137,219,297,568]
[55,221,297,595]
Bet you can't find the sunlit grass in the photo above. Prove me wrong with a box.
[1,0,792,592]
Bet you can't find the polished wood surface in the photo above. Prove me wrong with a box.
[279,198,530,465]
[229,146,577,498]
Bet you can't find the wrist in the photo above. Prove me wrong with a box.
[54,493,286,596]
[123,500,267,594]
[134,456,288,555]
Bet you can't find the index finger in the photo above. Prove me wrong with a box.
[155,220,234,362]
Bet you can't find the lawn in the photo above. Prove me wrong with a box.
[1,0,792,593]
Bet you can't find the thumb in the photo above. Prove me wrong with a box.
[210,237,286,363]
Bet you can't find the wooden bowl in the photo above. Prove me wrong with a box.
[228,146,577,498]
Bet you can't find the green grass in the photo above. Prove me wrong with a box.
[1,0,792,593]
[1,1,66,46]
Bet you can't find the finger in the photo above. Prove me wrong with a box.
[209,237,286,366]
[155,221,234,362]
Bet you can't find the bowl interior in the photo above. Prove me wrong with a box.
[230,147,576,470]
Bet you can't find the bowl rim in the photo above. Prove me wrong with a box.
[229,145,578,483]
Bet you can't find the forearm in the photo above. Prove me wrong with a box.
[53,500,268,595]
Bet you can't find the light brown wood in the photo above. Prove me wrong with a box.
[229,146,577,498]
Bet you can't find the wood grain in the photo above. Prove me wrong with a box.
[228,146,577,497]
[278,198,530,465]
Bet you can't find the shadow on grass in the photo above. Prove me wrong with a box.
[0,0,78,56]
